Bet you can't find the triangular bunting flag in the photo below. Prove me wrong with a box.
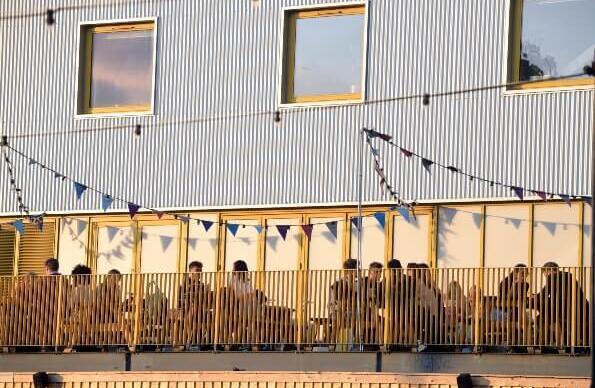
[351,216,361,232]
[188,238,198,250]
[396,206,410,222]
[370,146,380,157]
[155,210,165,219]
[276,225,290,240]
[421,158,434,173]
[511,186,524,201]
[326,221,338,239]
[472,212,482,229]
[28,158,36,166]
[227,223,239,237]
[160,235,174,252]
[11,219,24,234]
[179,215,190,224]
[400,148,413,158]
[202,220,214,232]
[363,128,392,142]
[74,182,87,200]
[559,194,571,206]
[253,225,263,234]
[447,166,459,173]
[54,172,63,179]
[76,219,87,236]
[583,196,593,206]
[101,195,114,212]
[128,203,140,219]
[301,224,313,239]
[543,221,557,236]
[373,212,386,229]
[533,190,547,201]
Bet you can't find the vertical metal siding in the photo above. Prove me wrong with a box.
[0,0,592,214]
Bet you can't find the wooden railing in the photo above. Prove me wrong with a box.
[0,267,591,352]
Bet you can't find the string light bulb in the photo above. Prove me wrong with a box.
[46,9,55,25]
[134,124,142,137]
[273,110,281,123]
[422,94,430,106]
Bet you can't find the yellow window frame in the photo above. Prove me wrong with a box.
[283,5,365,104]
[508,0,593,90]
[82,21,155,114]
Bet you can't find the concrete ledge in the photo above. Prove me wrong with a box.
[0,352,589,377]
[382,353,591,377]
[0,353,126,372]
[132,352,378,372]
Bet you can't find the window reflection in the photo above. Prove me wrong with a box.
[520,0,595,82]
[293,14,364,98]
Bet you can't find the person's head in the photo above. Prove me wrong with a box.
[447,281,462,299]
[107,269,121,284]
[343,258,358,270]
[44,258,59,275]
[543,261,559,276]
[368,261,383,280]
[72,264,92,284]
[513,263,528,281]
[233,260,248,272]
[387,259,402,270]
[406,262,418,276]
[188,261,203,273]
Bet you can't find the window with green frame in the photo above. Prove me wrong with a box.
[79,21,155,114]
[508,0,595,90]
[282,5,366,104]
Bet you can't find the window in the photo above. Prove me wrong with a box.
[509,0,595,89]
[282,5,366,103]
[80,21,156,114]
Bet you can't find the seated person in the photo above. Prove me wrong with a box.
[328,259,358,347]
[361,261,384,345]
[179,261,213,347]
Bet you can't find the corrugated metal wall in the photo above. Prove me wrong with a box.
[0,0,593,214]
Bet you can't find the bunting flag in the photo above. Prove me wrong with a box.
[583,196,593,206]
[155,210,165,219]
[178,215,190,224]
[559,194,571,206]
[472,212,482,229]
[400,148,413,158]
[11,219,24,234]
[370,146,380,157]
[373,212,386,229]
[101,195,114,212]
[542,221,557,236]
[160,235,174,252]
[363,128,392,142]
[421,158,434,173]
[446,166,459,173]
[74,182,87,200]
[396,206,410,222]
[188,238,198,250]
[301,224,313,239]
[326,221,338,239]
[511,186,524,201]
[28,158,36,166]
[533,190,547,201]
[276,225,290,240]
[227,223,239,237]
[128,203,140,219]
[253,225,263,234]
[351,216,361,232]
[54,172,63,179]
[201,219,214,232]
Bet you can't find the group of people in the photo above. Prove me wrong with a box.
[327,259,590,351]
[0,257,590,352]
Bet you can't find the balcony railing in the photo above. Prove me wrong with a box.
[0,267,590,352]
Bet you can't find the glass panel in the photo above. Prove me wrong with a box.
[393,213,431,268]
[96,225,134,274]
[265,218,300,271]
[58,218,89,274]
[484,205,530,268]
[350,215,385,269]
[533,203,580,267]
[308,217,344,270]
[90,28,154,108]
[187,214,218,273]
[224,219,260,272]
[437,206,482,268]
[584,203,591,268]
[519,0,595,81]
[293,13,364,97]
[140,224,179,273]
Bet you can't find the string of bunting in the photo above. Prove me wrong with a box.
[0,145,389,240]
[363,128,592,206]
